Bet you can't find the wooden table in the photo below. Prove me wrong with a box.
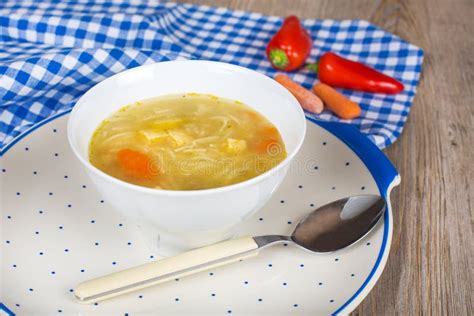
[181,1,473,314]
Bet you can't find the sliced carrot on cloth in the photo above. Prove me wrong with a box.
[313,83,361,119]
[274,74,323,114]
[117,149,157,179]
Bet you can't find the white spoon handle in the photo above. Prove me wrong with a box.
[74,236,259,304]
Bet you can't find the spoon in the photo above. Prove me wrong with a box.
[75,194,386,304]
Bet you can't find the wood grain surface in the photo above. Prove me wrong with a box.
[179,0,474,314]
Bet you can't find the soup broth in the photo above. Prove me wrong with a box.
[89,93,287,190]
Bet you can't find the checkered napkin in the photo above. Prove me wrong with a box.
[0,0,423,150]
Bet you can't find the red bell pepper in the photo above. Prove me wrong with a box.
[266,16,312,71]
[308,52,404,94]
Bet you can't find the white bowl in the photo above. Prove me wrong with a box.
[67,60,306,254]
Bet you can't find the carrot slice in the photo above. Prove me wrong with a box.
[313,83,361,119]
[274,74,323,114]
[255,139,282,155]
[117,149,157,179]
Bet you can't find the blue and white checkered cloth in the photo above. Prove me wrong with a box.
[0,0,423,150]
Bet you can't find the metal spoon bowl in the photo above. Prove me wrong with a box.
[75,194,386,304]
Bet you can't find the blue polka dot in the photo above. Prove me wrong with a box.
[53,129,57,133]
[49,192,53,196]
[16,192,20,196]
[29,288,33,292]
[127,242,132,245]
[351,273,355,277]
[300,264,304,267]
[100,200,104,203]
[91,220,95,224]
[69,289,73,292]
[139,295,143,298]
[118,223,123,227]
[82,185,86,188]
[112,262,117,265]
[58,309,62,313]
[51,271,56,275]
[6,240,10,244]
[287,221,292,224]
[361,186,366,190]
[259,217,263,221]
[330,299,334,303]
[283,282,287,286]
[95,242,99,246]
[39,252,43,255]
[54,153,59,157]
[13,264,17,268]
[25,147,29,151]
[15,304,20,307]
[38,210,43,214]
[244,281,248,284]
[293,304,298,307]
[258,298,262,302]
[94,303,98,306]
[318,282,323,285]
[149,255,154,259]
[211,293,216,297]
[227,311,232,314]
[310,203,314,207]
[67,204,72,208]
[64,249,69,252]
[64,175,68,179]
[335,258,339,261]
[7,215,11,219]
[366,242,371,246]
[209,272,214,276]
[175,298,179,301]
[268,263,272,267]
[1,169,5,172]
[80,269,85,272]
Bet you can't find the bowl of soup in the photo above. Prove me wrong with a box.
[68,60,306,254]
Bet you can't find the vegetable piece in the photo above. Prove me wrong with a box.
[308,52,404,94]
[274,74,323,113]
[117,149,156,179]
[312,83,361,119]
[226,138,247,153]
[266,16,312,71]
[255,139,281,155]
[254,126,281,154]
[167,131,192,147]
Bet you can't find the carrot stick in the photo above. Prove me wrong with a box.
[274,74,323,114]
[117,149,156,179]
[313,83,361,119]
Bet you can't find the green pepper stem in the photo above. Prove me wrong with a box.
[306,62,319,73]
[269,48,289,69]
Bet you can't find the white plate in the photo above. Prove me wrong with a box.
[0,112,399,315]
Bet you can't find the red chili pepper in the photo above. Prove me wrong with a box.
[308,52,404,94]
[266,16,312,71]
